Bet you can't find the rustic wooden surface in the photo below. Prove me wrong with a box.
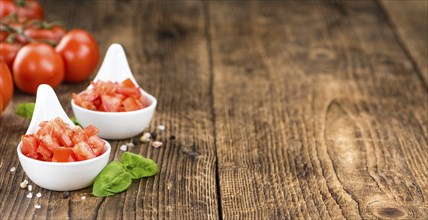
[0,0,427,219]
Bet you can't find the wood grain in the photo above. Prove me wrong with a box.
[208,1,428,219]
[1,0,427,219]
[0,0,218,219]
[381,0,428,85]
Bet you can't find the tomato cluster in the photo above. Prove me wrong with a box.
[0,0,99,113]
[21,117,106,162]
[73,79,151,112]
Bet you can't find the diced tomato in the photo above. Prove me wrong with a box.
[116,85,141,98]
[21,134,38,159]
[52,147,77,162]
[122,97,142,111]
[121,78,136,88]
[73,142,96,160]
[37,143,53,161]
[140,95,152,108]
[101,95,122,112]
[58,129,73,147]
[21,117,105,162]
[87,136,106,156]
[83,125,99,137]
[40,134,60,152]
[71,127,87,144]
[72,78,148,112]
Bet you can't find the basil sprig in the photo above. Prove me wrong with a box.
[15,102,35,120]
[93,152,158,197]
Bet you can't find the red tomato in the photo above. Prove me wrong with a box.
[21,117,105,162]
[13,42,64,94]
[21,134,38,159]
[73,78,149,112]
[101,95,122,112]
[24,24,66,45]
[0,1,17,19]
[83,125,99,137]
[0,43,22,69]
[15,0,44,20]
[55,29,99,82]
[0,61,14,111]
[37,143,52,161]
[73,142,96,161]
[52,147,76,162]
[87,136,105,156]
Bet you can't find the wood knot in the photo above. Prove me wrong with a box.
[309,48,336,61]
[157,23,187,41]
[368,202,409,219]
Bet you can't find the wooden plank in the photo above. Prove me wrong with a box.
[381,0,428,85]
[208,1,428,219]
[0,0,218,219]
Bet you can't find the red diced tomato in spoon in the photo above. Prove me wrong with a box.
[73,142,96,161]
[73,78,150,112]
[52,147,77,162]
[21,134,39,159]
[20,117,105,162]
[37,143,53,161]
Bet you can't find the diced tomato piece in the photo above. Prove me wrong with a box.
[122,97,142,111]
[73,142,96,160]
[54,117,69,129]
[21,134,38,159]
[116,85,141,98]
[58,129,73,147]
[140,95,152,108]
[121,78,137,88]
[52,147,77,162]
[37,143,53,161]
[40,135,60,152]
[101,95,122,112]
[37,122,53,136]
[72,79,149,112]
[83,125,99,137]
[71,127,87,144]
[87,136,106,156]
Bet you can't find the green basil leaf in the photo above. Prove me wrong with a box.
[15,102,35,120]
[92,161,132,197]
[120,152,158,179]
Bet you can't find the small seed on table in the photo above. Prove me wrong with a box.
[120,145,127,151]
[27,193,33,199]
[152,141,163,148]
[10,167,16,172]
[28,185,32,192]
[158,125,165,131]
[36,192,42,198]
[34,204,41,209]
[20,180,28,189]
[62,191,70,199]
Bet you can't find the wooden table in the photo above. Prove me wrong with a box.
[1,0,427,219]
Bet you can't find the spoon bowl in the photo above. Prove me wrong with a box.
[17,85,111,191]
[71,43,157,140]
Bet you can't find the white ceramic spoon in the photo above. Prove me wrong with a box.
[26,84,75,134]
[71,43,157,140]
[92,43,139,86]
[17,84,111,191]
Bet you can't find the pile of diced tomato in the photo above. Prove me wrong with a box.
[72,78,151,112]
[21,117,105,162]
